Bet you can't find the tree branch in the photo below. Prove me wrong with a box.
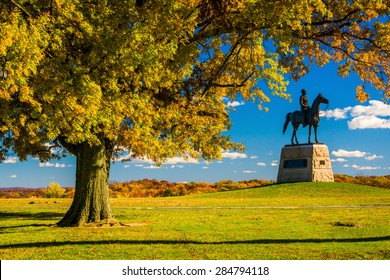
[57,136,79,155]
[202,32,249,96]
[30,145,58,157]
[310,9,360,26]
[11,0,31,18]
[212,71,254,88]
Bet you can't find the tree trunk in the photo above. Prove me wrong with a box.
[57,138,114,227]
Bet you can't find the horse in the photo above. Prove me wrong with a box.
[283,93,329,145]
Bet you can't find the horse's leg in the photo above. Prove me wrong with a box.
[314,125,318,143]
[308,125,311,144]
[291,127,295,145]
[294,124,299,145]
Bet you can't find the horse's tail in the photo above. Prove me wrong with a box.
[283,113,292,134]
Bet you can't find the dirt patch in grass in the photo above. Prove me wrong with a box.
[70,219,149,228]
[331,221,363,228]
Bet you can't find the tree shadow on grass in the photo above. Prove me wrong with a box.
[0,223,56,231]
[0,211,64,220]
[0,212,62,231]
[1,236,390,250]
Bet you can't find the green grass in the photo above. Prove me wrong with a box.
[1,182,389,260]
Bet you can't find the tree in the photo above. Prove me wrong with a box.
[1,0,389,226]
[46,182,66,198]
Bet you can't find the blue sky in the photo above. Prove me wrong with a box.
[1,63,390,188]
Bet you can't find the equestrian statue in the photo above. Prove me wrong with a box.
[283,89,329,145]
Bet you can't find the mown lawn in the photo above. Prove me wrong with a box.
[0,182,389,260]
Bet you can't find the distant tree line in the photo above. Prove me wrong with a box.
[334,174,390,189]
[108,179,273,198]
[0,179,272,198]
[0,181,74,199]
[1,175,389,199]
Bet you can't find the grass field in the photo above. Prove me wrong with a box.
[1,182,389,260]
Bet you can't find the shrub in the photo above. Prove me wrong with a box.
[46,182,66,198]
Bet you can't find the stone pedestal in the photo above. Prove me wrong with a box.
[277,143,334,183]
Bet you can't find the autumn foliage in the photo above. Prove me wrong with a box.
[0,179,272,198]
[0,186,74,198]
[2,175,390,199]
[108,179,273,198]
[334,174,390,189]
[1,0,390,226]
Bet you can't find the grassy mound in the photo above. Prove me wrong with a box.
[1,182,389,260]
[111,182,390,208]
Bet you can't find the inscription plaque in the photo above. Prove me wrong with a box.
[283,159,308,169]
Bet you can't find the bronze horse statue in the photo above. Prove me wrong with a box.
[283,93,329,145]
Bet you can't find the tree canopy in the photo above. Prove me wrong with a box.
[1,0,389,162]
[1,0,389,226]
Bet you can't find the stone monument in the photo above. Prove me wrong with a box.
[277,143,334,183]
[278,91,334,183]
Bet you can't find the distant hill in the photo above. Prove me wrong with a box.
[0,187,41,191]
[334,174,390,189]
[1,175,389,199]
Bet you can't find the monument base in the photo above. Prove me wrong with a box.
[277,143,334,183]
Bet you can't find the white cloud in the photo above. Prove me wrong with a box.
[332,149,367,158]
[324,100,390,129]
[343,163,381,170]
[256,162,266,166]
[123,164,141,168]
[351,164,381,170]
[271,160,278,167]
[170,164,186,169]
[202,166,208,169]
[222,151,247,160]
[322,107,352,120]
[116,155,153,164]
[39,162,66,168]
[114,150,154,164]
[3,157,17,164]
[250,155,258,159]
[227,101,245,108]
[242,170,256,173]
[331,158,347,162]
[332,149,383,161]
[143,165,160,169]
[116,153,198,165]
[8,174,17,178]
[348,115,390,129]
[164,157,198,165]
[364,154,384,161]
[350,100,390,117]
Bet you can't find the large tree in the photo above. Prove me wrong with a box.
[1,0,389,226]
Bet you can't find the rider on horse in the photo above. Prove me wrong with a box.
[283,92,329,145]
[300,89,310,127]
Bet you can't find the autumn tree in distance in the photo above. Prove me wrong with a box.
[1,0,389,226]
